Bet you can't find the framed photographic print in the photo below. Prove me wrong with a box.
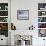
[17,10,29,20]
[38,29,46,37]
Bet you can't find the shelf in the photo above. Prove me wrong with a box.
[38,10,46,11]
[0,10,8,11]
[0,16,8,17]
[38,3,46,37]
[38,22,46,23]
[38,28,46,29]
[0,3,8,37]
[38,15,46,17]
[0,22,8,23]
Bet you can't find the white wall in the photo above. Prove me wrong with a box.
[11,0,46,30]
[11,0,46,46]
[11,0,38,30]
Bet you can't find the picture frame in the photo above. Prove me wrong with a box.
[17,10,29,20]
[38,29,46,37]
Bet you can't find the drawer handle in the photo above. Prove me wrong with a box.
[43,39,45,40]
[1,39,3,40]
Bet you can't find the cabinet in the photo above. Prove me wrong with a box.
[38,37,46,46]
[0,3,8,37]
[38,3,46,37]
[0,35,8,45]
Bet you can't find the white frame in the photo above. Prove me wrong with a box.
[17,10,29,20]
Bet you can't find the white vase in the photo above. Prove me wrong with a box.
[21,40,25,46]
